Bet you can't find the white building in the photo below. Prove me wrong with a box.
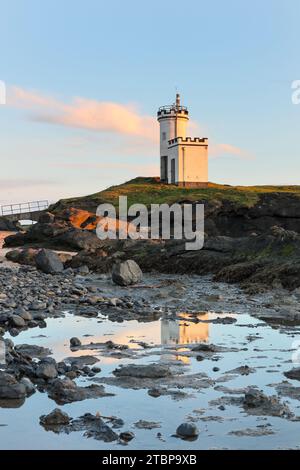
[157,94,208,187]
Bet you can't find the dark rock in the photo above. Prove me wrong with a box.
[119,431,135,442]
[64,355,99,367]
[284,367,300,381]
[4,232,27,247]
[176,422,199,439]
[20,377,35,395]
[70,337,81,348]
[40,408,70,426]
[134,420,161,429]
[77,265,89,275]
[10,315,26,328]
[36,359,58,380]
[57,228,102,252]
[192,343,217,352]
[243,388,292,417]
[148,388,162,398]
[15,344,51,359]
[14,308,32,321]
[35,249,64,274]
[6,248,37,266]
[71,413,119,442]
[0,218,20,231]
[48,377,113,404]
[38,212,55,224]
[0,371,27,399]
[113,363,172,379]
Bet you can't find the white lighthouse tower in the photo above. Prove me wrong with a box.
[157,94,208,187]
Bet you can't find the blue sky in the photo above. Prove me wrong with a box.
[0,0,299,204]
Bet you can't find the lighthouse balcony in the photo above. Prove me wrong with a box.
[157,105,189,118]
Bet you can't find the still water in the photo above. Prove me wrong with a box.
[1,292,300,450]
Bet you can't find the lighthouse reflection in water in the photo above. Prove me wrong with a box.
[161,313,209,345]
[161,313,209,365]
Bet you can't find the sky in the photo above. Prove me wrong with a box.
[0,0,299,205]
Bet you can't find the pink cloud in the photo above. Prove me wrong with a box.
[8,86,157,142]
[209,142,255,160]
[8,86,252,161]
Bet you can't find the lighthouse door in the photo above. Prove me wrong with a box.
[160,156,168,182]
[171,158,176,184]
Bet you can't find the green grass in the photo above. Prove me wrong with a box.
[51,177,300,213]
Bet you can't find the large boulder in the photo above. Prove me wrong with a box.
[35,249,64,274]
[112,259,143,286]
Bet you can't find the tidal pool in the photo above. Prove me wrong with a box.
[1,274,300,450]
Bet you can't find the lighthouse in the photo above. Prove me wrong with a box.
[157,94,208,187]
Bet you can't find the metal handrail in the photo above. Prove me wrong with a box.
[158,105,188,112]
[1,200,49,216]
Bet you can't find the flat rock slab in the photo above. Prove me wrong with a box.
[94,371,214,392]
[273,381,300,401]
[134,420,161,429]
[64,355,99,367]
[15,344,52,359]
[228,426,275,437]
[113,363,172,379]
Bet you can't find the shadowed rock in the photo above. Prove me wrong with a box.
[47,377,114,404]
[36,249,64,274]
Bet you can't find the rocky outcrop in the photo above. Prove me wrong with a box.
[66,227,300,291]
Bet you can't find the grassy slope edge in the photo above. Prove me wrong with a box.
[50,177,300,214]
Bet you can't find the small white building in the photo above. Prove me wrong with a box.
[157,94,208,187]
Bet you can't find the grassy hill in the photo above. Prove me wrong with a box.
[51,177,300,214]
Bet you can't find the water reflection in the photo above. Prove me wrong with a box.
[161,313,209,345]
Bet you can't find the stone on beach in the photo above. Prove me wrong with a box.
[35,249,64,274]
[70,337,81,348]
[35,359,58,380]
[40,408,70,426]
[111,260,142,286]
[176,422,199,439]
[9,315,26,328]
[0,371,27,400]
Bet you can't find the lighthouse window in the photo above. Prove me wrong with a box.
[162,132,166,141]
